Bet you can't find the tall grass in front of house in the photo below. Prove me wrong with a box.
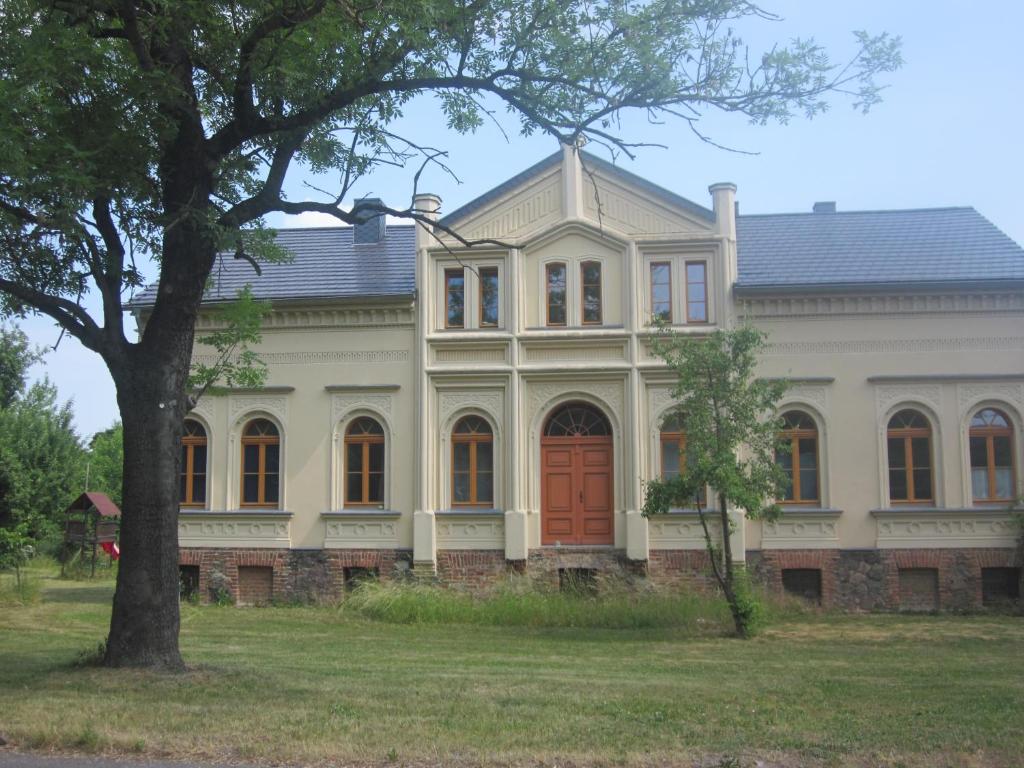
[341,575,738,631]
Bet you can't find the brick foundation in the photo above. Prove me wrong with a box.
[181,545,1020,610]
[747,548,1021,611]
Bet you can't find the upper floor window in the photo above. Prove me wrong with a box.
[970,408,1016,502]
[479,266,499,327]
[659,414,706,505]
[776,411,819,504]
[686,261,707,323]
[241,418,280,507]
[581,261,602,325]
[650,262,672,323]
[345,417,385,506]
[445,268,465,328]
[546,263,567,326]
[887,409,932,503]
[452,416,494,506]
[180,419,207,507]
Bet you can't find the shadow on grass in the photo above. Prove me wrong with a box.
[41,584,115,604]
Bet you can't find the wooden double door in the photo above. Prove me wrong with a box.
[541,436,614,545]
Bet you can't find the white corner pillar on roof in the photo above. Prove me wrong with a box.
[413,192,441,572]
[708,182,739,326]
[561,141,585,221]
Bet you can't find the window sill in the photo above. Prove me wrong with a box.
[322,509,402,518]
[437,508,504,517]
[777,506,843,516]
[179,508,293,518]
[871,506,1023,516]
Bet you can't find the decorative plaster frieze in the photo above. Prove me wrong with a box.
[762,514,840,550]
[873,510,1017,549]
[436,517,506,548]
[178,515,290,549]
[782,382,830,412]
[229,394,288,423]
[874,383,942,418]
[647,386,677,424]
[527,379,625,427]
[439,389,505,425]
[957,382,1024,415]
[324,518,399,549]
[188,395,215,424]
[332,392,395,423]
[453,176,562,242]
[764,337,1024,357]
[433,346,507,364]
[193,350,409,367]
[522,342,627,363]
[648,515,723,550]
[740,293,1024,319]
[196,306,414,331]
[583,175,709,235]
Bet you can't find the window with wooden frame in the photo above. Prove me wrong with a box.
[451,415,493,506]
[546,263,567,326]
[479,266,499,327]
[887,410,933,503]
[776,411,820,504]
[685,261,707,323]
[969,408,1016,502]
[180,419,207,507]
[581,261,602,325]
[241,418,280,507]
[444,268,465,328]
[659,414,706,506]
[650,262,672,323]
[345,417,385,507]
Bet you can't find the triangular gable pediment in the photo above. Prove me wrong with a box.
[436,148,716,246]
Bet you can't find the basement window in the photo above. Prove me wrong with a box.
[898,568,939,612]
[558,568,597,595]
[981,567,1021,607]
[781,568,822,604]
[344,566,379,591]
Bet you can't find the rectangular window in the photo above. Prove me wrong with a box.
[650,262,672,323]
[546,263,567,326]
[686,261,707,323]
[444,269,464,328]
[479,267,499,327]
[581,261,602,325]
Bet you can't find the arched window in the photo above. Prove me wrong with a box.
[777,411,820,504]
[660,413,706,506]
[887,409,933,503]
[544,403,611,437]
[180,419,207,507]
[345,417,385,506]
[452,416,493,506]
[969,408,1016,502]
[241,418,280,507]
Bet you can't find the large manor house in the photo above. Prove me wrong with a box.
[139,146,1024,609]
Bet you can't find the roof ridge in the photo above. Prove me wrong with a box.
[738,206,976,219]
[272,223,416,232]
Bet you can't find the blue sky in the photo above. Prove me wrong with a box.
[18,1,1024,438]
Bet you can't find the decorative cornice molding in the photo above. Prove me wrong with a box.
[194,350,409,366]
[869,374,1024,383]
[740,292,1024,319]
[324,384,401,393]
[764,337,1024,356]
[196,304,414,331]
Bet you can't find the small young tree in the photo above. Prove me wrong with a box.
[643,325,787,638]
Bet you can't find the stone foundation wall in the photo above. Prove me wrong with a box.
[747,548,1020,611]
[179,547,412,604]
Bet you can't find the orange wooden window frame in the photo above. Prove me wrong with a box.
[240,421,280,508]
[444,268,465,329]
[887,417,933,504]
[659,426,707,505]
[778,416,820,504]
[180,421,207,507]
[546,262,567,327]
[451,424,493,507]
[479,266,499,328]
[345,425,385,506]
[970,410,1016,502]
[685,260,708,323]
[650,261,672,323]
[580,260,602,325]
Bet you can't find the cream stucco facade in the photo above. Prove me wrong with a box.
[165,145,1024,608]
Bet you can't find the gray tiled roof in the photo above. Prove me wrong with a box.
[133,225,416,306]
[736,207,1024,290]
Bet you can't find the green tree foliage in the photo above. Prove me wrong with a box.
[88,423,124,508]
[0,0,900,668]
[643,325,788,637]
[0,326,86,547]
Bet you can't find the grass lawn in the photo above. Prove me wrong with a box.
[0,567,1022,768]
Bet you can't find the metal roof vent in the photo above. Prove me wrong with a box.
[813,201,837,214]
[353,198,386,244]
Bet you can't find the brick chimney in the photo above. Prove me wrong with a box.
[352,197,387,244]
[813,201,837,214]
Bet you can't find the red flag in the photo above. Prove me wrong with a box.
[100,541,121,561]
